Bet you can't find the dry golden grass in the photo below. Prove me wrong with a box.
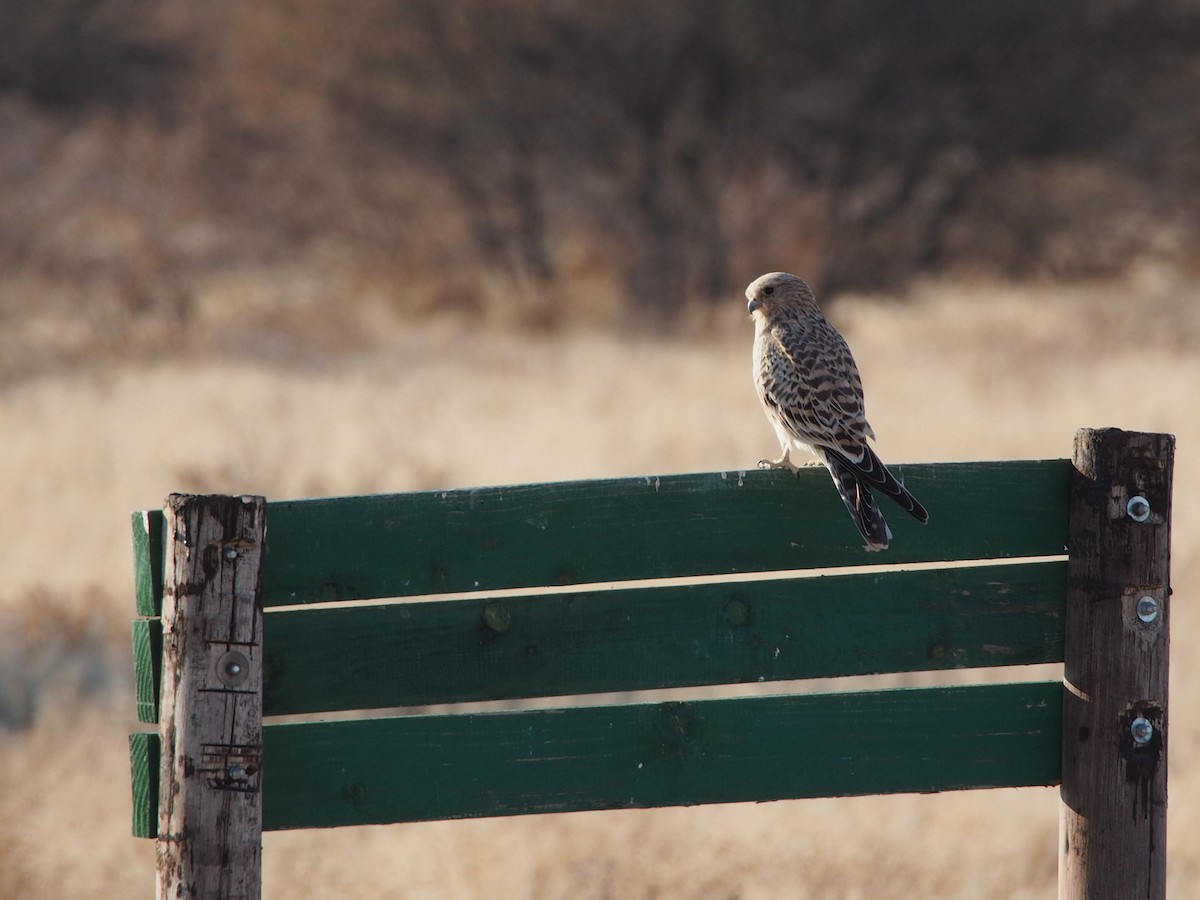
[1,273,1197,898]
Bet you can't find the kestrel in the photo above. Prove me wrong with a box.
[747,272,928,550]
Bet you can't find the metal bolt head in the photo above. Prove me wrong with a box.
[1136,596,1159,623]
[223,547,238,560]
[215,649,251,687]
[1127,495,1151,522]
[1131,716,1154,744]
[228,764,247,781]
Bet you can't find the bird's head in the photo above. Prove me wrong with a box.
[745,272,818,319]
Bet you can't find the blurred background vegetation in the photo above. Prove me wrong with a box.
[2,0,1199,373]
[3,4,1200,896]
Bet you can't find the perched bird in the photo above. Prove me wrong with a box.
[747,272,927,550]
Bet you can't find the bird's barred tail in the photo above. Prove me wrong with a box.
[822,452,893,552]
[848,446,929,524]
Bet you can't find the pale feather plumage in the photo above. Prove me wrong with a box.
[747,272,927,550]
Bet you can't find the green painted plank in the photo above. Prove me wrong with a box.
[263,459,1069,606]
[131,618,162,723]
[131,509,164,617]
[130,460,1070,613]
[129,681,1061,835]
[270,681,1062,828]
[129,732,159,838]
[263,561,1066,715]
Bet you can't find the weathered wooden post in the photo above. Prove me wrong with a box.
[1060,429,1173,899]
[157,494,266,900]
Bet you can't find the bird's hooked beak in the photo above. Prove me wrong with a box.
[747,297,761,315]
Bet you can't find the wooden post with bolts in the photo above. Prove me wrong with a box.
[1060,429,1173,899]
[157,494,267,900]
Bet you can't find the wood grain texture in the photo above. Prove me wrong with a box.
[1060,429,1173,900]
[130,732,159,839]
[156,494,266,899]
[262,561,1066,715]
[131,461,1070,615]
[132,509,165,617]
[132,617,162,723]
[125,681,1060,833]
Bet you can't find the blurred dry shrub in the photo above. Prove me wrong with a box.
[0,587,127,731]
[1,0,1199,369]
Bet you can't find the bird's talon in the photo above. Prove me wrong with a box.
[757,457,784,469]
[758,457,799,475]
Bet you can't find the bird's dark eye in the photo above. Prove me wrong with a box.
[763,286,775,296]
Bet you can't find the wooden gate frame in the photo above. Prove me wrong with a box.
[129,428,1172,898]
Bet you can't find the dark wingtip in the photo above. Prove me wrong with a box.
[908,498,930,525]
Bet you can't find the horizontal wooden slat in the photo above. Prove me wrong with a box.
[130,461,1070,614]
[260,561,1065,716]
[263,462,1067,605]
[133,563,1066,724]
[131,618,162,723]
[129,732,159,839]
[130,681,1061,835]
[132,509,165,618]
